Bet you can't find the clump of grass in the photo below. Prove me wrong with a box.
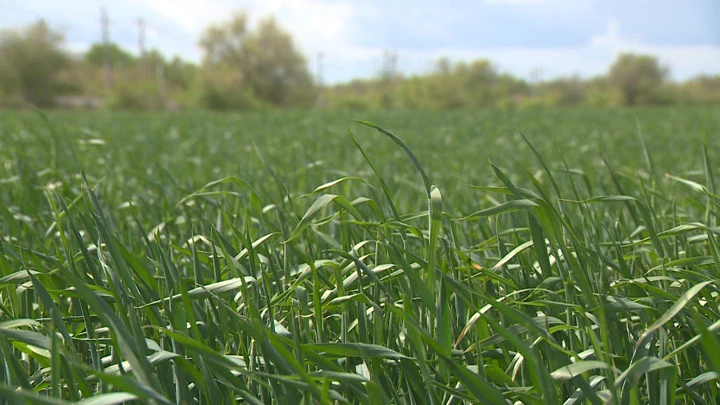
[0,108,718,404]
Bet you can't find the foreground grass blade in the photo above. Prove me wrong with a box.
[2,109,720,403]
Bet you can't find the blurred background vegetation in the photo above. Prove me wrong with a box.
[1,13,719,111]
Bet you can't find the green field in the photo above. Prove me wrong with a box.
[0,107,719,404]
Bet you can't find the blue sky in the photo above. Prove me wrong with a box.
[2,0,719,83]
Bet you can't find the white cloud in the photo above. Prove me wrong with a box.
[588,20,720,80]
[484,0,595,12]
[258,0,363,56]
[65,41,90,55]
[126,0,368,69]
[344,19,720,82]
[590,19,643,49]
[486,0,585,3]
[137,0,234,31]
[8,1,718,83]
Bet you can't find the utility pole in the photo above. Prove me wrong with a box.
[137,18,146,76]
[383,50,397,79]
[316,52,324,86]
[101,8,112,92]
[530,68,542,97]
[142,19,166,108]
[380,50,398,108]
[156,63,165,106]
[315,52,324,107]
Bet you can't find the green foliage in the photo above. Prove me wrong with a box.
[609,53,668,105]
[1,17,718,111]
[537,76,586,106]
[105,80,162,111]
[164,56,197,91]
[192,65,262,110]
[85,43,136,69]
[325,53,715,110]
[1,107,719,403]
[332,59,529,110]
[71,43,200,110]
[676,75,720,104]
[325,79,384,110]
[0,20,71,107]
[198,12,316,108]
[241,17,317,106]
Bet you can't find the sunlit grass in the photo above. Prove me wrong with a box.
[0,107,718,404]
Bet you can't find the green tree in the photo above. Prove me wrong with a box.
[608,53,668,105]
[424,58,470,109]
[677,74,720,104]
[165,56,197,90]
[584,76,614,106]
[86,43,136,68]
[199,12,249,66]
[0,20,71,106]
[539,76,586,106]
[198,12,316,108]
[462,60,499,106]
[192,65,260,110]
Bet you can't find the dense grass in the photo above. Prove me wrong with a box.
[0,107,719,404]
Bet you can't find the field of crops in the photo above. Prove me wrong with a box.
[0,107,719,404]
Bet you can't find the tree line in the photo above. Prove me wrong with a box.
[1,13,718,110]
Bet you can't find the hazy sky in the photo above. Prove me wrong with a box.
[2,0,720,83]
